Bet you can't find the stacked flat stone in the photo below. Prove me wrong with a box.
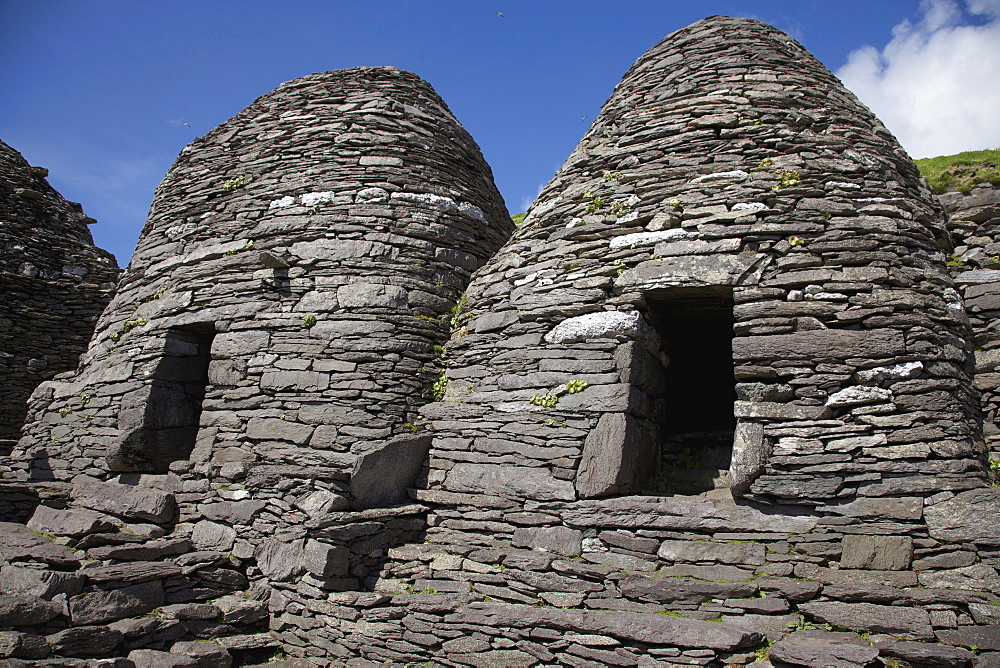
[424,15,982,507]
[0,140,118,452]
[12,67,512,489]
[275,16,995,666]
[943,184,1000,460]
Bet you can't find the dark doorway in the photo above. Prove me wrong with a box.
[646,289,735,496]
[109,324,215,472]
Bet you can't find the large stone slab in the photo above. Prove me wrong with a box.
[799,601,933,640]
[840,535,912,570]
[0,564,84,598]
[575,412,656,498]
[558,496,817,533]
[617,254,763,290]
[733,328,905,361]
[256,539,304,581]
[769,630,879,667]
[69,580,164,625]
[72,479,176,523]
[0,521,78,567]
[446,462,576,501]
[0,595,62,626]
[619,575,756,604]
[446,602,762,651]
[47,625,124,657]
[351,434,432,510]
[658,539,765,566]
[925,488,1000,545]
[26,505,117,538]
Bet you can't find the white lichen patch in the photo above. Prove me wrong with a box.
[299,191,335,207]
[856,361,923,384]
[544,310,653,345]
[390,192,486,222]
[609,228,695,250]
[269,196,297,209]
[826,181,861,190]
[732,202,766,211]
[825,386,893,407]
[689,170,749,184]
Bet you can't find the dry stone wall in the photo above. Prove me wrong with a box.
[0,140,119,451]
[4,16,1000,668]
[11,66,512,493]
[944,184,1000,462]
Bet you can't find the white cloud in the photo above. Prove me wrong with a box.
[836,0,1000,158]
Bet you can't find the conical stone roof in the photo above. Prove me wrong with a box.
[422,16,982,507]
[13,67,513,491]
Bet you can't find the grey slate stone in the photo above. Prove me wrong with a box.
[798,601,934,640]
[446,602,763,651]
[191,520,237,552]
[256,538,305,581]
[69,580,164,625]
[0,595,62,626]
[511,526,583,557]
[769,630,879,667]
[46,625,124,657]
[351,434,432,510]
[925,488,1000,545]
[445,462,576,501]
[71,478,176,523]
[839,535,912,570]
[0,631,50,659]
[25,505,117,538]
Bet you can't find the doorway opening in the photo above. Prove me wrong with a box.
[646,288,736,496]
[110,323,215,472]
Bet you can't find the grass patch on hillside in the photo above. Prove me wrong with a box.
[915,149,1000,193]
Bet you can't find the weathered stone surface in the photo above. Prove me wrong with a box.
[512,526,583,557]
[351,434,432,510]
[46,625,124,657]
[925,489,1000,544]
[769,630,879,667]
[26,505,116,538]
[0,630,50,659]
[256,539,304,581]
[0,595,62,626]
[69,580,164,625]
[876,639,975,667]
[87,537,191,561]
[128,649,199,667]
[446,463,576,501]
[71,479,176,523]
[658,539,765,565]
[303,540,349,578]
[937,626,1000,651]
[191,520,236,552]
[0,521,78,567]
[543,310,654,345]
[733,329,905,361]
[447,602,762,650]
[558,496,817,532]
[575,412,656,498]
[620,575,756,604]
[0,564,84,598]
[839,535,912,570]
[169,639,234,666]
[799,601,934,640]
[82,561,181,584]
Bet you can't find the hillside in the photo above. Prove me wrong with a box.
[916,148,1000,193]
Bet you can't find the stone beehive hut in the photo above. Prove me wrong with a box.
[5,17,1000,668]
[12,67,513,495]
[424,16,983,508]
[0,140,119,452]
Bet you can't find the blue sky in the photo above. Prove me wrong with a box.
[2,0,998,267]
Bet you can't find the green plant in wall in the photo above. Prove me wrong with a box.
[449,292,469,330]
[676,447,701,469]
[584,192,606,213]
[603,171,622,181]
[754,157,774,171]
[224,240,255,256]
[432,372,449,401]
[609,200,631,215]
[565,379,588,394]
[787,236,806,247]
[306,204,321,216]
[301,315,317,328]
[109,318,149,342]
[772,168,801,190]
[529,394,558,408]
[222,176,244,192]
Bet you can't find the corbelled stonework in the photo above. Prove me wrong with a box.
[3,16,1000,668]
[0,140,119,452]
[12,66,512,487]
